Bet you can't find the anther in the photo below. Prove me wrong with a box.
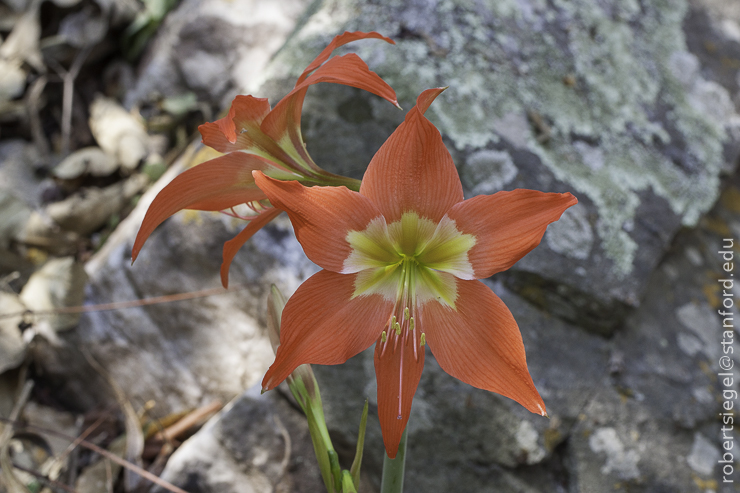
[394,321,401,336]
[420,333,426,347]
[404,307,410,319]
[409,317,415,331]
[381,330,387,343]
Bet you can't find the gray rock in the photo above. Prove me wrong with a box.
[152,387,324,493]
[123,0,313,110]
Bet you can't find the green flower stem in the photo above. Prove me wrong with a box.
[380,428,407,493]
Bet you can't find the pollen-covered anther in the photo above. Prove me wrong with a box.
[381,330,387,343]
[409,317,415,331]
[420,333,426,347]
[394,321,401,336]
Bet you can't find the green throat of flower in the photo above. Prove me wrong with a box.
[344,211,476,309]
[343,211,475,418]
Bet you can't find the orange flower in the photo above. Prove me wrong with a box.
[131,32,399,286]
[255,88,578,458]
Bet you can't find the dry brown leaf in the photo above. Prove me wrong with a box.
[46,174,147,235]
[89,96,149,171]
[52,147,119,179]
[0,1,44,72]
[19,257,87,335]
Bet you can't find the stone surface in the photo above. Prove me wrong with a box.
[123,0,312,111]
[152,387,324,493]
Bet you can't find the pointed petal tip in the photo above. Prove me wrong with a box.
[415,86,448,114]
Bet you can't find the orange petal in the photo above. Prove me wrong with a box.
[220,207,282,288]
[198,95,271,151]
[374,332,425,459]
[199,96,300,174]
[359,88,462,223]
[254,171,384,273]
[261,53,399,174]
[446,190,578,278]
[414,87,446,115]
[262,269,392,390]
[296,31,396,86]
[422,279,546,416]
[131,153,269,262]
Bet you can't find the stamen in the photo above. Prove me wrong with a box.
[398,333,404,419]
[404,307,410,320]
[381,330,387,343]
[412,316,418,361]
[420,333,426,347]
[394,321,401,336]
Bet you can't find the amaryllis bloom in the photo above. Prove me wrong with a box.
[255,88,578,458]
[131,32,399,286]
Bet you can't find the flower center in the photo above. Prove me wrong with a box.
[343,211,476,419]
[343,211,476,306]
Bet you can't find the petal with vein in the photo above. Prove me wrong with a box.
[262,270,392,390]
[360,88,462,223]
[206,95,271,144]
[446,190,578,278]
[132,153,269,262]
[422,279,546,416]
[297,31,395,85]
[261,54,399,172]
[374,333,425,459]
[254,172,383,273]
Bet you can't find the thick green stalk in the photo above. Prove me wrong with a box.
[380,428,407,493]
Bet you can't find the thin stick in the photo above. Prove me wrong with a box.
[25,75,49,155]
[150,400,222,443]
[0,285,248,320]
[60,46,92,156]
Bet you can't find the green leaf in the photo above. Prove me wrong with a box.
[328,450,342,492]
[349,400,368,489]
[341,470,358,493]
